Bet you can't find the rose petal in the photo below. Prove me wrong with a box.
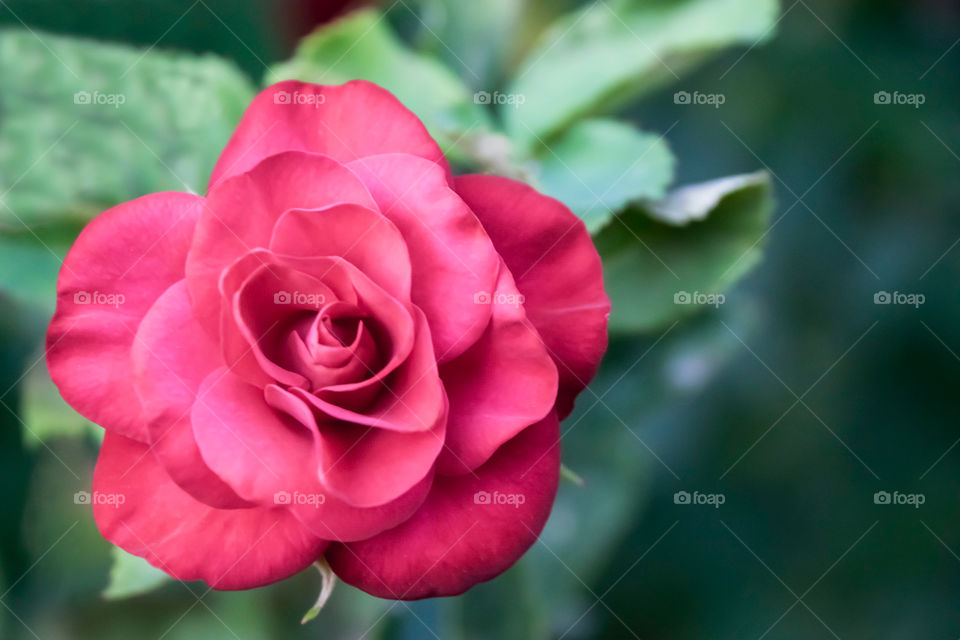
[191,368,313,503]
[303,307,446,435]
[455,175,610,418]
[326,412,561,599]
[436,264,557,475]
[264,386,436,542]
[208,80,448,189]
[190,371,433,541]
[47,192,203,441]
[93,432,326,590]
[282,386,446,508]
[217,250,408,391]
[270,204,412,302]
[186,151,377,335]
[226,260,334,388]
[131,280,248,508]
[347,154,500,362]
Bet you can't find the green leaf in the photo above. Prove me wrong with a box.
[267,9,490,158]
[596,170,773,333]
[0,27,255,230]
[534,119,675,232]
[646,171,772,225]
[505,0,780,146]
[398,0,525,89]
[20,352,100,448]
[102,546,170,600]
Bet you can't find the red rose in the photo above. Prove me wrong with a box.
[47,80,609,599]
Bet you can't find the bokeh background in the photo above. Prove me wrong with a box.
[1,0,959,638]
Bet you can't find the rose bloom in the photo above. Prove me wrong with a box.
[47,80,609,599]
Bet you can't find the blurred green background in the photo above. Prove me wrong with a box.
[1,0,959,638]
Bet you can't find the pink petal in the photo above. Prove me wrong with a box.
[302,307,446,435]
[93,432,326,590]
[284,385,446,508]
[208,80,448,190]
[326,412,561,599]
[436,264,557,475]
[47,192,203,441]
[347,154,500,362]
[191,371,433,541]
[270,204,412,302]
[219,251,416,397]
[130,280,248,508]
[191,368,317,503]
[186,151,377,335]
[224,259,335,388]
[308,416,446,508]
[265,386,435,542]
[455,175,610,418]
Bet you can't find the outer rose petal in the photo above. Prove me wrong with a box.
[186,151,377,334]
[208,80,448,190]
[347,154,500,361]
[454,175,611,418]
[47,192,203,441]
[327,412,561,599]
[93,432,326,590]
[131,281,248,508]
[436,264,557,475]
